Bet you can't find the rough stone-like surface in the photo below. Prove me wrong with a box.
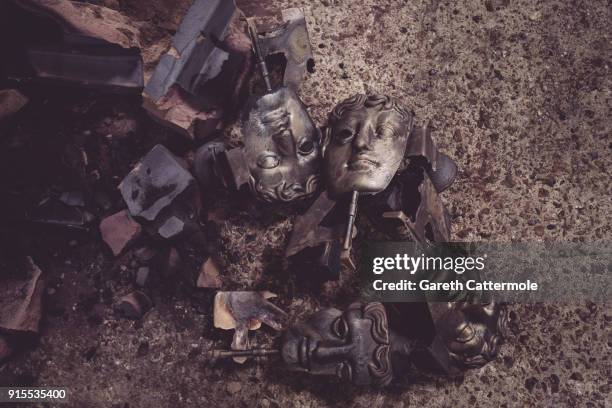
[0,0,609,407]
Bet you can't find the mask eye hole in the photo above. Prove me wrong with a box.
[298,140,315,155]
[332,317,349,339]
[257,154,280,169]
[334,128,354,145]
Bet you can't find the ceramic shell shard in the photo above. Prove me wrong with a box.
[213,291,286,363]
[0,257,45,334]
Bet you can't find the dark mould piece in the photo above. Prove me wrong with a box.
[2,0,143,91]
[119,144,194,222]
[145,0,239,104]
[285,191,341,257]
[193,140,228,192]
[27,196,95,231]
[406,123,458,193]
[118,144,201,240]
[380,175,451,244]
[116,291,152,320]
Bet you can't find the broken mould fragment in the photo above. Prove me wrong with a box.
[193,140,227,192]
[119,145,193,221]
[116,291,152,320]
[145,0,237,103]
[214,291,287,363]
[0,257,44,334]
[143,0,252,140]
[197,257,222,289]
[27,196,95,231]
[290,240,342,283]
[253,8,314,91]
[0,89,28,121]
[99,210,142,256]
[135,266,150,287]
[119,144,201,239]
[3,0,143,91]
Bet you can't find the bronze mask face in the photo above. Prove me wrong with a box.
[323,94,413,197]
[281,302,392,386]
[242,87,321,202]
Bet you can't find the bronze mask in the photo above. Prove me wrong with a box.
[281,302,393,386]
[242,87,321,202]
[323,94,413,197]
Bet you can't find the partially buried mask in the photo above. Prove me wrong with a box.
[324,94,413,197]
[281,302,393,386]
[242,87,321,202]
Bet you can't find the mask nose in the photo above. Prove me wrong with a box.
[313,344,354,360]
[353,124,374,151]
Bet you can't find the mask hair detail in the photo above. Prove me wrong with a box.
[250,174,320,203]
[362,302,393,387]
[329,94,412,127]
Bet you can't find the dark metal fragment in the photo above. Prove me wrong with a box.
[254,8,314,91]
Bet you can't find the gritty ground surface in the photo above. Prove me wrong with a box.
[0,0,611,407]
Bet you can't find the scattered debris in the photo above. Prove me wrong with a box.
[158,216,186,239]
[119,145,193,221]
[100,210,142,256]
[58,190,86,207]
[0,257,44,334]
[194,140,227,192]
[214,291,287,363]
[119,144,201,239]
[0,335,13,362]
[116,291,152,320]
[135,267,150,287]
[226,381,242,394]
[27,196,95,231]
[162,247,182,276]
[133,246,157,264]
[286,191,343,281]
[0,89,28,121]
[196,257,222,289]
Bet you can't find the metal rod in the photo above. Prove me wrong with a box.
[343,191,359,250]
[247,19,272,92]
[209,348,280,360]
